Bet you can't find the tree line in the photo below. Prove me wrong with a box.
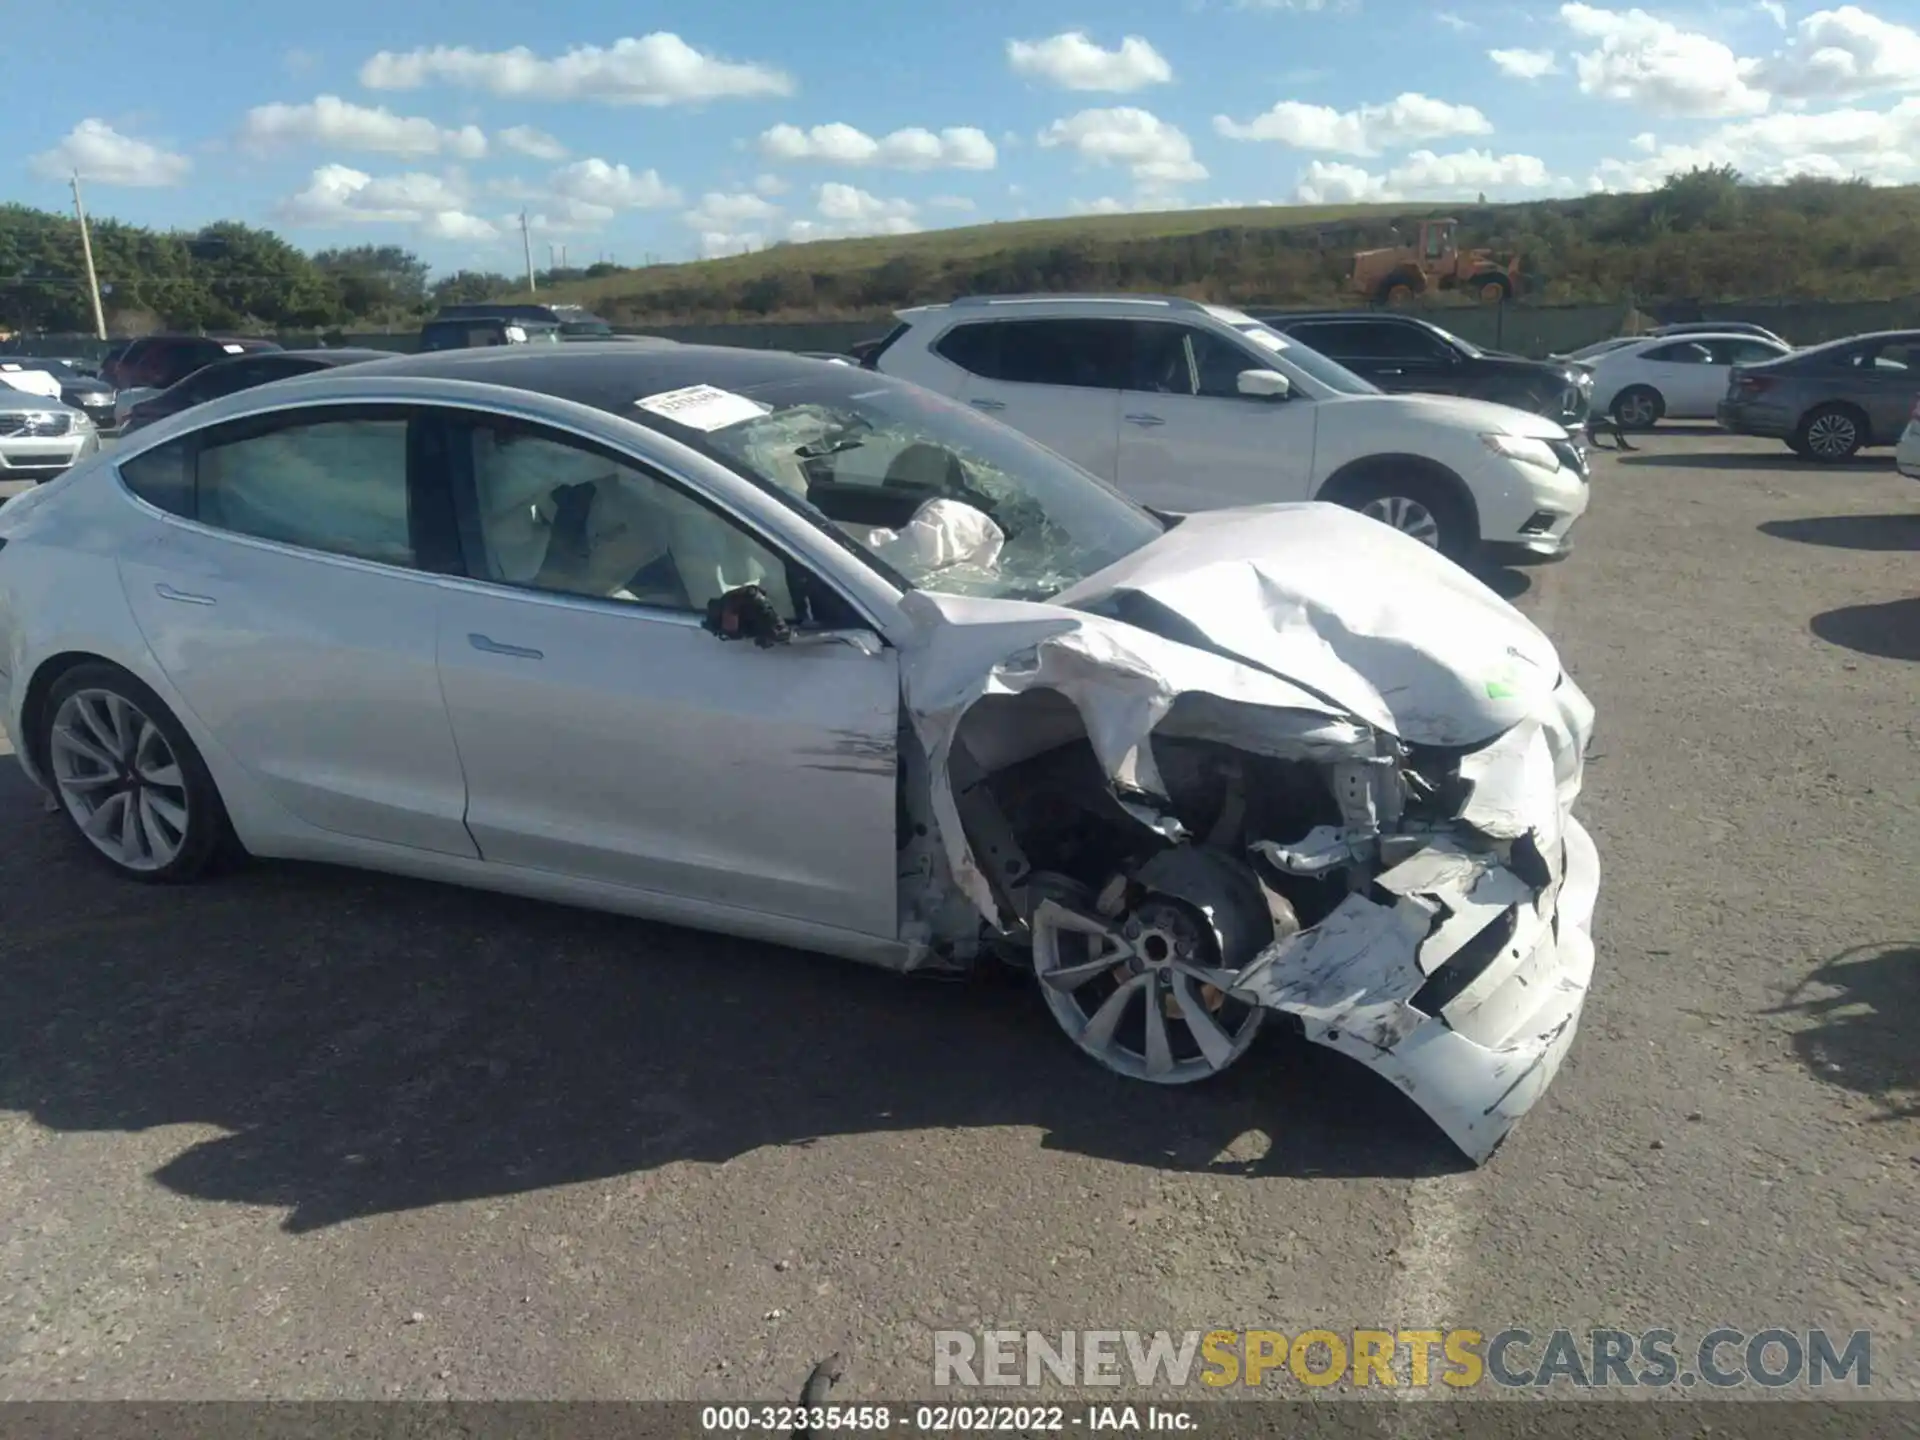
[4,169,1919,337]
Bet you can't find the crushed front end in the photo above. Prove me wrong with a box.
[895,540,1602,1165]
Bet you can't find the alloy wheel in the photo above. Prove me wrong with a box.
[1806,412,1859,458]
[48,688,191,872]
[1616,392,1659,429]
[1358,494,1443,548]
[1031,896,1264,1085]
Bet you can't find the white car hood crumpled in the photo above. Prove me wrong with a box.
[1325,391,1571,440]
[1052,501,1564,747]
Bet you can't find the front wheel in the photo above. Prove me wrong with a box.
[1325,468,1475,561]
[39,662,232,882]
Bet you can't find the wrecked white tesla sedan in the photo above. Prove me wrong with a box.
[0,344,1599,1163]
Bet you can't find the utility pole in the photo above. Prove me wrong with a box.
[559,244,568,270]
[70,172,108,341]
[520,211,537,295]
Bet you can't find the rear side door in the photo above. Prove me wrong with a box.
[1635,340,1720,415]
[114,404,478,857]
[1850,335,1920,440]
[938,318,1126,480]
[1115,320,1317,511]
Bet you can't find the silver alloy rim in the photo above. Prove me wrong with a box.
[48,688,190,871]
[1807,413,1857,457]
[1617,392,1658,428]
[1358,495,1442,547]
[1032,899,1264,1084]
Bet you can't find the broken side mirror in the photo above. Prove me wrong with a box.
[1237,368,1290,400]
[703,584,793,648]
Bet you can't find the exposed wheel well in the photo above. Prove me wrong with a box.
[19,651,117,780]
[1317,454,1482,539]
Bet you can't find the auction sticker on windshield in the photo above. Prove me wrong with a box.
[637,384,772,432]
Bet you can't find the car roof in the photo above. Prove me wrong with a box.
[293,341,906,421]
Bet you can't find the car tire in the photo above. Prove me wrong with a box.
[1794,404,1866,462]
[1611,386,1664,431]
[38,662,234,884]
[1324,465,1475,562]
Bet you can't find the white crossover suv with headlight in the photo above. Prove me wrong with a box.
[870,294,1590,563]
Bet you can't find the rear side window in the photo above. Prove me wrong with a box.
[1644,342,1713,364]
[197,415,414,565]
[118,441,194,518]
[937,318,1133,389]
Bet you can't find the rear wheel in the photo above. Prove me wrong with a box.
[1612,386,1664,431]
[1795,404,1865,462]
[1472,274,1511,304]
[1325,466,1475,561]
[39,663,232,883]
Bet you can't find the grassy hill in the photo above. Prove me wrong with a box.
[545,170,1920,326]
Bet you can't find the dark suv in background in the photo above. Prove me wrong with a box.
[102,334,282,393]
[1258,311,1593,429]
[418,317,565,351]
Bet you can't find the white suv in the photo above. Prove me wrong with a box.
[870,294,1589,562]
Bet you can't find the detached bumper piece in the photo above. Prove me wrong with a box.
[1230,817,1600,1164]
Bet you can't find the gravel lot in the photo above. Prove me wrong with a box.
[0,429,1915,1406]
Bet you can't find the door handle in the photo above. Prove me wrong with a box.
[153,583,215,606]
[1123,413,1166,427]
[1376,367,1405,377]
[968,397,1006,412]
[468,633,543,660]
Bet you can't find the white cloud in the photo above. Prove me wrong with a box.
[1234,0,1345,9]
[1587,96,1920,189]
[1006,32,1173,92]
[1290,147,1559,203]
[547,158,681,209]
[500,125,568,160]
[1037,107,1208,183]
[29,119,191,186]
[1293,160,1391,204]
[358,33,793,106]
[1560,3,1770,117]
[1390,148,1556,190]
[928,194,977,210]
[684,189,782,230]
[240,95,487,158]
[753,172,790,196]
[683,190,784,257]
[817,181,918,226]
[1758,1,1786,26]
[1490,47,1562,79]
[277,163,498,238]
[1214,92,1492,154]
[1758,6,1920,102]
[757,122,997,170]
[1437,11,1475,30]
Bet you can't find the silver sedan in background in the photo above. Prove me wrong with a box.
[0,344,1601,1163]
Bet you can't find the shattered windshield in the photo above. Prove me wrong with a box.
[680,376,1165,602]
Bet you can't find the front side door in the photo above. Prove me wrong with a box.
[940,318,1126,480]
[1114,320,1317,511]
[114,404,479,856]
[427,412,901,938]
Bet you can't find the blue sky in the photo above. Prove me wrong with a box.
[12,0,1920,274]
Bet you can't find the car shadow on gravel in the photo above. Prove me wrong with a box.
[1768,942,1920,1121]
[1471,565,1532,600]
[1809,595,1920,661]
[1617,451,1893,472]
[0,779,1466,1233]
[1759,514,1920,552]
